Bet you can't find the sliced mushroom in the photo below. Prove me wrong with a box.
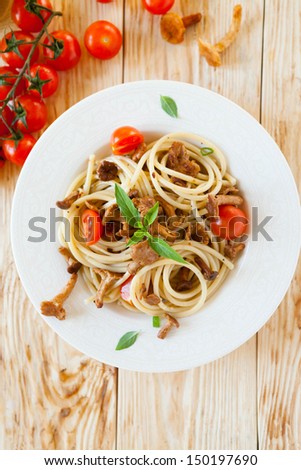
[128,240,159,275]
[56,190,82,210]
[185,222,210,244]
[224,241,245,260]
[160,12,202,44]
[102,203,121,223]
[131,143,147,163]
[40,273,78,320]
[128,188,140,199]
[96,160,118,181]
[206,194,244,217]
[58,246,82,274]
[170,176,187,187]
[145,294,161,305]
[155,195,176,218]
[132,196,157,217]
[167,141,200,177]
[157,313,180,339]
[150,221,177,242]
[93,269,122,308]
[139,283,147,299]
[195,256,218,281]
[174,267,193,292]
[220,186,239,195]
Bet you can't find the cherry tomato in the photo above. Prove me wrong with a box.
[120,276,133,303]
[0,66,26,101]
[0,31,39,68]
[11,0,53,33]
[111,126,144,155]
[42,30,81,71]
[26,63,59,98]
[81,209,103,246]
[15,93,47,133]
[211,205,248,240]
[142,0,174,15]
[84,21,122,60]
[0,106,15,137]
[97,0,112,2]
[3,134,36,166]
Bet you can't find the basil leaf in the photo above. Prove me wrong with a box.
[126,230,146,246]
[200,147,214,156]
[153,316,160,328]
[148,237,187,264]
[115,184,141,227]
[115,331,140,351]
[143,201,159,228]
[160,95,178,118]
[134,220,143,229]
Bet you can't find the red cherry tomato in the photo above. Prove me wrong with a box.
[43,30,81,71]
[2,134,36,166]
[211,205,248,240]
[0,66,26,101]
[26,63,59,98]
[111,126,144,155]
[0,31,39,68]
[81,209,103,246]
[84,21,122,60]
[15,93,47,133]
[0,107,15,137]
[97,0,112,2]
[120,276,133,303]
[142,0,174,15]
[11,0,53,33]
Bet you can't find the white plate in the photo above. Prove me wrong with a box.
[11,80,300,372]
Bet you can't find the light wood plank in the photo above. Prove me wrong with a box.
[0,0,123,449]
[118,0,263,450]
[258,0,301,450]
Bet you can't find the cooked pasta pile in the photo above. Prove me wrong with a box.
[57,132,244,319]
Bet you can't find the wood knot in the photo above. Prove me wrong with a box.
[60,407,71,418]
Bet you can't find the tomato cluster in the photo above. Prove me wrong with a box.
[0,1,123,168]
[0,0,82,167]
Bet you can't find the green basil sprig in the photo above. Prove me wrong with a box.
[114,184,186,264]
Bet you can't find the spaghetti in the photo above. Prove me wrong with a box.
[57,132,246,321]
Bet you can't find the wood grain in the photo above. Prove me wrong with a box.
[1,0,300,450]
[0,0,123,449]
[257,0,301,450]
[118,0,263,450]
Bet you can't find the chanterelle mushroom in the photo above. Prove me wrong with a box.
[206,193,244,217]
[195,256,218,281]
[157,313,180,339]
[93,269,122,308]
[59,246,82,274]
[224,241,245,260]
[40,273,78,320]
[160,12,202,44]
[128,240,159,275]
[56,190,82,210]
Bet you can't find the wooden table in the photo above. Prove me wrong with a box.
[1,0,300,450]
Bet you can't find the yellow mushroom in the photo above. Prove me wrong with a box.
[160,12,202,45]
